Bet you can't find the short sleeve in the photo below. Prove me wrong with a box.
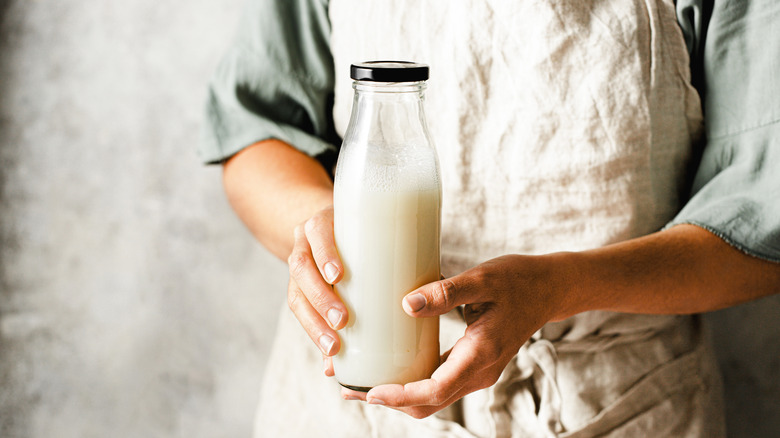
[669,0,780,262]
[199,0,339,166]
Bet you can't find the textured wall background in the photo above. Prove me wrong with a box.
[0,1,288,437]
[0,0,778,437]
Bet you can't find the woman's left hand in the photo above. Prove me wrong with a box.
[339,253,578,419]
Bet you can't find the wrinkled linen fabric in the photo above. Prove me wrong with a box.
[250,0,726,437]
[201,0,780,265]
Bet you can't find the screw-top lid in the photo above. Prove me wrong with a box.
[350,61,429,82]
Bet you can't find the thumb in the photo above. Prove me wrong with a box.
[402,275,483,317]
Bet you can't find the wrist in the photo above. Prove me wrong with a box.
[540,251,594,321]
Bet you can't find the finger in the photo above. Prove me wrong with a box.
[323,354,334,377]
[341,387,368,402]
[402,272,487,317]
[349,368,475,419]
[365,334,492,407]
[385,385,472,419]
[287,277,340,356]
[340,348,456,404]
[303,207,343,285]
[289,224,348,330]
[439,347,453,364]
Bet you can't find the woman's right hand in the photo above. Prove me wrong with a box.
[286,205,346,376]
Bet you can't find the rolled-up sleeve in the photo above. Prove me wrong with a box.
[669,0,780,262]
[667,0,780,262]
[200,0,338,165]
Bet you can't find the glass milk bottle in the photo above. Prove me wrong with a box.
[333,61,441,391]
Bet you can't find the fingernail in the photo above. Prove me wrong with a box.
[405,293,426,312]
[368,398,385,405]
[324,262,339,283]
[323,358,329,374]
[328,308,343,329]
[319,334,335,355]
[344,395,360,401]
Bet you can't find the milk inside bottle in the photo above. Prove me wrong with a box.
[333,62,441,391]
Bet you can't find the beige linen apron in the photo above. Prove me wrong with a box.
[254,0,725,436]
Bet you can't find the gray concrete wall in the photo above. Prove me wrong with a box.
[0,1,287,437]
[0,1,778,437]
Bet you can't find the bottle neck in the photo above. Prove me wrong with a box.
[353,80,427,95]
[344,81,430,148]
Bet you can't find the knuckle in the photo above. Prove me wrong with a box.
[476,369,502,391]
[307,288,329,310]
[293,223,306,241]
[287,288,301,311]
[304,215,325,234]
[485,372,501,388]
[287,251,308,277]
[480,341,503,368]
[471,265,492,287]
[433,279,457,309]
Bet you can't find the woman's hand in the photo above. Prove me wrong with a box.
[341,253,578,418]
[286,206,347,373]
[338,225,780,418]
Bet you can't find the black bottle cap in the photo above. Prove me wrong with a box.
[350,61,429,82]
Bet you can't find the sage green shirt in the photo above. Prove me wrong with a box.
[201,0,780,262]
[666,0,780,262]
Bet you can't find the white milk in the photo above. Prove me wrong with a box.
[333,186,440,390]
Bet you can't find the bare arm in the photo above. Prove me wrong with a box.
[223,138,348,362]
[222,139,334,260]
[565,224,780,317]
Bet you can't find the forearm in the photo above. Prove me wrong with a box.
[222,139,334,260]
[558,224,780,319]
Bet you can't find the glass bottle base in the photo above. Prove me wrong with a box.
[339,382,373,392]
